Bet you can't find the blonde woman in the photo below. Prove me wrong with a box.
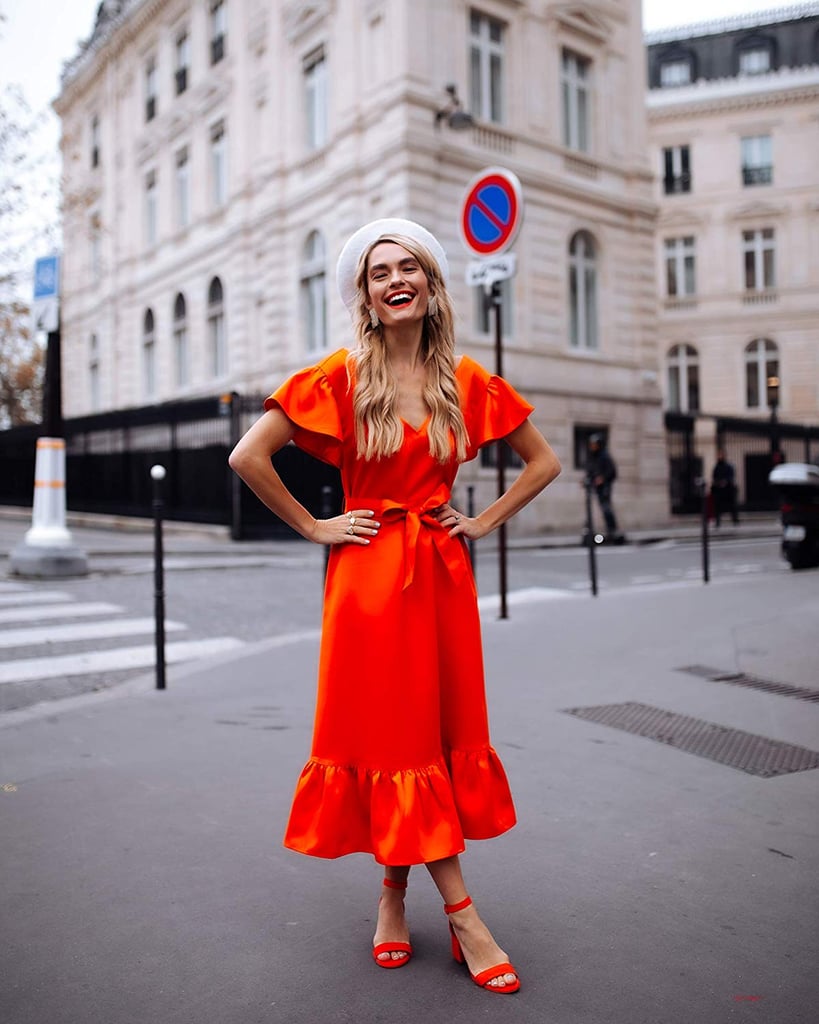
[229,218,560,993]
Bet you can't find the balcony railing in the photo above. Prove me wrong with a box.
[742,165,772,186]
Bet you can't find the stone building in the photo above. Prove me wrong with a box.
[647,3,819,475]
[55,0,666,534]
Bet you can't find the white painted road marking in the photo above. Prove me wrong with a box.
[0,638,244,685]
[0,618,185,649]
[0,602,123,625]
[0,591,72,607]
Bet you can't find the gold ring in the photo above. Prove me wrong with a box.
[348,514,356,527]
[347,525,355,535]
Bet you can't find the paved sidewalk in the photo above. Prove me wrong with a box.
[2,568,817,1024]
[0,504,782,570]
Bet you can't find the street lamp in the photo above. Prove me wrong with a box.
[434,84,474,130]
[767,374,781,460]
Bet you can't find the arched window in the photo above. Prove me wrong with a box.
[173,293,188,387]
[89,333,101,411]
[568,230,598,350]
[745,338,779,410]
[666,344,699,413]
[142,308,156,399]
[735,34,776,76]
[301,231,327,353]
[207,277,226,377]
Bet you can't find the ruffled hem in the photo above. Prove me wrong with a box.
[283,747,516,866]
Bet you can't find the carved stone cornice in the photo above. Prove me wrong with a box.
[548,4,613,45]
[282,0,335,45]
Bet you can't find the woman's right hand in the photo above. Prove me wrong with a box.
[309,509,381,546]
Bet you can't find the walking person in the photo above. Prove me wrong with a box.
[585,433,622,541]
[711,449,739,526]
[229,218,560,994]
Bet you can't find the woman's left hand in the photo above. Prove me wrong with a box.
[432,504,488,540]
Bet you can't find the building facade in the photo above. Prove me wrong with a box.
[55,0,666,534]
[647,4,819,478]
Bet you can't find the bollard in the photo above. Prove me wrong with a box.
[321,484,334,579]
[466,484,476,571]
[151,465,167,690]
[583,478,599,597]
[698,476,710,584]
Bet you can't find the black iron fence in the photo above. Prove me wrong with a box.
[0,392,341,539]
[2,396,816,528]
[665,411,819,514]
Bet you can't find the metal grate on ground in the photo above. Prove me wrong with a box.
[676,664,819,704]
[562,701,819,778]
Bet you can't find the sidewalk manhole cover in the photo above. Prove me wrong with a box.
[676,665,819,704]
[562,702,819,778]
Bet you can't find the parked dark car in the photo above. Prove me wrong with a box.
[768,462,819,570]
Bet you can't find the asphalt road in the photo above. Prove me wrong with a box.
[0,536,802,716]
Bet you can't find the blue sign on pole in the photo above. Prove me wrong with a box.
[34,255,60,299]
[32,254,61,332]
[459,168,523,257]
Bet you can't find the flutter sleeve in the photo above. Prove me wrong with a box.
[459,356,534,454]
[263,358,345,468]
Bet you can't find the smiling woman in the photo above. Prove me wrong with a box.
[229,217,560,994]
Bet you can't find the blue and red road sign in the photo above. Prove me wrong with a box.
[459,167,523,257]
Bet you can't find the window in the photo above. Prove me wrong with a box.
[573,425,608,470]
[142,309,156,399]
[175,31,189,94]
[90,115,100,169]
[743,228,775,291]
[662,145,690,194]
[741,135,772,186]
[664,237,696,298]
[469,10,504,123]
[303,48,328,150]
[739,47,770,75]
[561,49,591,153]
[660,59,691,87]
[300,232,327,353]
[474,279,513,336]
[479,443,523,470]
[745,338,778,409]
[210,120,227,208]
[666,344,700,413]
[145,56,157,121]
[208,277,226,376]
[210,1,226,64]
[568,231,597,350]
[173,293,188,387]
[144,169,158,247]
[175,147,190,229]
[89,212,102,282]
[89,334,101,411]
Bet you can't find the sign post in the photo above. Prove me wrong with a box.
[459,168,524,620]
[10,255,88,578]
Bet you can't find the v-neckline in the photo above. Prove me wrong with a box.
[401,414,430,434]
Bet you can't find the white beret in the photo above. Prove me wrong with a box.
[336,218,449,312]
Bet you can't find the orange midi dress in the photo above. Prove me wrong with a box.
[265,348,534,866]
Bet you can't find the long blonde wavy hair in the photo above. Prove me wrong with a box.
[347,233,469,464]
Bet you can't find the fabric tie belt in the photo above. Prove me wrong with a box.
[345,494,468,590]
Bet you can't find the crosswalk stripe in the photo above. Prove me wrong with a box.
[0,602,123,625]
[0,591,72,607]
[0,618,185,649]
[0,638,244,685]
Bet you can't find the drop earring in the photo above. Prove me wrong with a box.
[427,295,438,317]
[369,308,379,328]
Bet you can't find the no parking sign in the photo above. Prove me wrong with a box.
[460,167,523,258]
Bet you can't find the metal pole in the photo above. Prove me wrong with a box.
[228,391,243,541]
[42,323,63,437]
[491,283,508,620]
[321,484,334,579]
[700,477,710,584]
[584,478,598,597]
[151,465,167,690]
[466,484,476,571]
